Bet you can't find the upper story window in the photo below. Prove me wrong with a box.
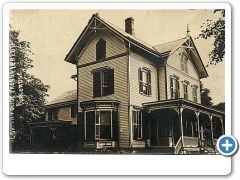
[71,104,78,118]
[139,67,151,96]
[92,67,114,98]
[183,80,189,100]
[181,53,188,73]
[170,75,180,99]
[96,38,106,61]
[192,85,198,103]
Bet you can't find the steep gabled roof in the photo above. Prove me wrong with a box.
[64,13,208,78]
[64,13,161,64]
[154,37,187,54]
[154,36,208,78]
[45,90,77,108]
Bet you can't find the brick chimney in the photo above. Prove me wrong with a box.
[125,17,135,36]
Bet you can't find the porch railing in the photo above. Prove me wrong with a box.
[200,139,216,153]
[174,137,182,154]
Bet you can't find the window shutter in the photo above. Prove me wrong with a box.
[142,111,149,140]
[93,71,101,97]
[139,69,143,93]
[108,69,114,95]
[148,73,151,96]
[86,111,95,141]
[170,77,173,98]
[177,80,180,98]
[77,112,84,141]
[112,110,118,141]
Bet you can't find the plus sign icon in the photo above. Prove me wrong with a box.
[217,135,238,156]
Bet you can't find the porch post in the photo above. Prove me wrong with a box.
[179,106,184,147]
[209,115,214,146]
[220,117,224,135]
[195,111,200,147]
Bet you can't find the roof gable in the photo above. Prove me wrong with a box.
[64,13,161,64]
[154,36,208,78]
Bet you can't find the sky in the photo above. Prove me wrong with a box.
[10,9,225,105]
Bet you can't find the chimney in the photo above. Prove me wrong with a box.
[125,17,135,36]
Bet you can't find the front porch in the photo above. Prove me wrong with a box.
[143,99,225,154]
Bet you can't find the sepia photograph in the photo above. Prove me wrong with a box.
[9,8,226,155]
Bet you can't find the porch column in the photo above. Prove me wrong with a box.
[220,117,224,135]
[209,115,214,146]
[195,111,200,147]
[29,129,33,150]
[179,106,184,147]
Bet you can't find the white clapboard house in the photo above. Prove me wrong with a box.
[30,14,224,154]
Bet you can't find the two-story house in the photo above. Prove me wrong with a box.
[30,13,224,154]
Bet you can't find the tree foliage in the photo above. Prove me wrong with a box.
[197,9,225,66]
[200,82,213,107]
[212,102,225,112]
[9,26,50,152]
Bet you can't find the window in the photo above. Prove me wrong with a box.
[192,85,198,102]
[132,111,142,140]
[183,81,189,100]
[96,38,106,61]
[48,108,57,121]
[170,75,180,99]
[181,53,188,73]
[139,68,151,96]
[93,68,114,97]
[95,111,111,140]
[85,109,118,141]
[71,104,78,118]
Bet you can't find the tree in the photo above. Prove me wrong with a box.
[9,26,50,152]
[197,9,225,66]
[200,82,213,107]
[212,102,225,112]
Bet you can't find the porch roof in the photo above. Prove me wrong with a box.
[29,120,72,128]
[142,99,224,116]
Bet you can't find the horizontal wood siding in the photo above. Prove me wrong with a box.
[58,106,77,125]
[129,53,158,107]
[78,31,126,66]
[78,56,129,148]
[159,66,166,100]
[166,49,201,103]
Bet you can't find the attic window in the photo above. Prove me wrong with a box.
[181,53,188,73]
[96,38,106,61]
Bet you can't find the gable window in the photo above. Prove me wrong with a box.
[96,38,106,61]
[181,53,188,73]
[139,68,151,96]
[192,85,198,103]
[170,75,180,99]
[183,80,189,100]
[93,68,114,97]
[48,108,57,121]
[71,104,78,118]
[132,111,142,140]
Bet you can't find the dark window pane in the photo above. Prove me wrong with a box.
[96,38,106,61]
